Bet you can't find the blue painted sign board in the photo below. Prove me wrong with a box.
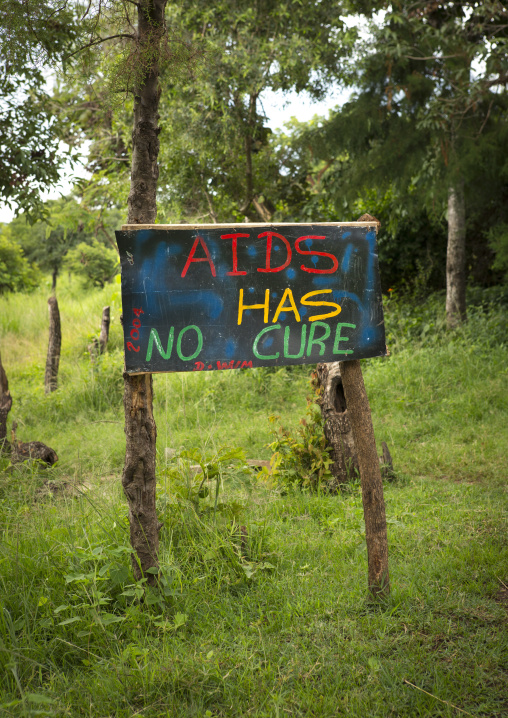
[115,223,386,373]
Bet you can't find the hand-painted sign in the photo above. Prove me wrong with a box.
[115,223,386,373]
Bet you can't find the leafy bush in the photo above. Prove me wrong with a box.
[0,231,41,294]
[158,447,275,582]
[64,240,119,288]
[267,401,334,492]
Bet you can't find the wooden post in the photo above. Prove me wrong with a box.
[89,306,111,360]
[0,352,12,449]
[339,360,390,597]
[44,296,61,394]
[98,306,110,354]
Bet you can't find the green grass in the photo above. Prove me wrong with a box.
[0,280,507,716]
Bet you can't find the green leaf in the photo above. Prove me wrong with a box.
[26,694,56,704]
[53,605,69,614]
[173,612,187,629]
[58,616,81,626]
[100,613,125,626]
[110,565,130,586]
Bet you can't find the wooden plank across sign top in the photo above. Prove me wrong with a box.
[115,222,386,374]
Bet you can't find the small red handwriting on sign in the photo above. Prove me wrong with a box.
[193,360,253,371]
[126,307,144,352]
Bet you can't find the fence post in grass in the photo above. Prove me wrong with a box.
[45,296,61,394]
[0,352,12,450]
[90,305,111,360]
[98,306,111,354]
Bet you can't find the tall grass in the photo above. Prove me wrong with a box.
[0,280,507,716]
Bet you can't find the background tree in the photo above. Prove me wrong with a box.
[0,227,41,294]
[2,0,195,579]
[64,239,119,288]
[279,1,508,316]
[156,0,357,223]
[9,197,119,289]
[0,1,79,220]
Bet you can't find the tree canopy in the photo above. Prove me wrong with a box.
[155,0,358,223]
[0,1,80,219]
[1,0,507,298]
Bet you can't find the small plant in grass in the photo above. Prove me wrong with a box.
[161,445,253,515]
[158,446,276,582]
[267,401,334,492]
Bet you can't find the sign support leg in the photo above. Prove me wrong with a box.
[339,359,390,597]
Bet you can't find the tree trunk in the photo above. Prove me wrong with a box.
[339,359,390,598]
[122,373,159,581]
[122,0,167,583]
[98,305,110,354]
[446,179,467,329]
[239,92,257,219]
[44,296,61,394]
[127,1,166,226]
[0,352,12,449]
[51,268,58,292]
[315,362,359,489]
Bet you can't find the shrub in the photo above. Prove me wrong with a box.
[0,231,41,294]
[64,240,119,288]
[267,401,334,492]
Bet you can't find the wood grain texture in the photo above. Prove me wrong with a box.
[316,362,359,489]
[339,359,390,597]
[120,221,379,230]
[44,296,61,394]
[0,352,12,444]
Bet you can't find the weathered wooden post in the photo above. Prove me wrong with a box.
[44,296,61,394]
[0,352,12,449]
[316,214,390,596]
[98,306,110,354]
[89,306,111,360]
[339,358,390,596]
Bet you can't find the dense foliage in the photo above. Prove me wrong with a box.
[63,239,119,288]
[0,1,80,219]
[1,1,506,296]
[0,229,41,294]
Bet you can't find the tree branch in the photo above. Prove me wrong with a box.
[405,53,465,61]
[65,34,135,60]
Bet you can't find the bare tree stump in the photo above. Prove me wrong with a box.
[339,359,390,597]
[0,352,12,451]
[121,372,160,584]
[44,296,61,394]
[1,362,59,466]
[315,362,359,489]
[10,424,59,466]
